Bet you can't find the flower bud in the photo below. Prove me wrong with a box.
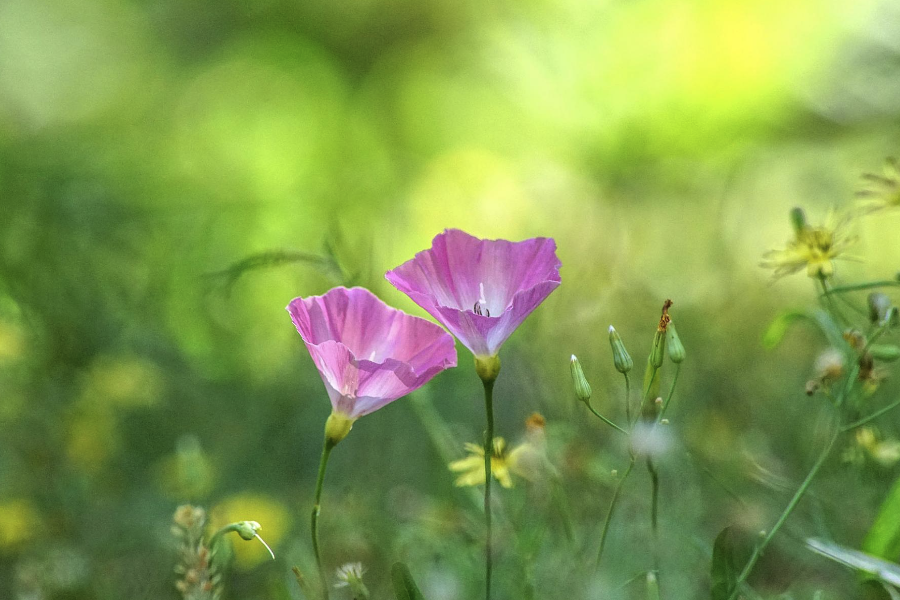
[325,411,355,445]
[870,344,900,362]
[234,520,262,541]
[649,329,666,369]
[474,355,501,383]
[868,293,892,325]
[666,323,685,364]
[608,326,633,373]
[569,355,592,405]
[790,207,808,236]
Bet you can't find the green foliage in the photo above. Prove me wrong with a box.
[390,563,427,600]
[711,527,740,600]
[864,476,900,562]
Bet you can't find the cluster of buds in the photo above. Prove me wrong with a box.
[172,505,220,600]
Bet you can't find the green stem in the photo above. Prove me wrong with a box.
[312,438,335,600]
[824,280,900,294]
[658,363,681,421]
[596,455,635,568]
[587,404,629,435]
[482,377,495,600]
[647,457,660,579]
[725,428,840,600]
[818,277,849,327]
[624,372,632,425]
[842,397,900,431]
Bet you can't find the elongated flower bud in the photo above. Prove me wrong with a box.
[569,355,592,405]
[608,326,633,373]
[790,207,808,236]
[868,293,892,325]
[325,411,355,445]
[870,344,900,362]
[666,323,685,364]
[649,329,666,369]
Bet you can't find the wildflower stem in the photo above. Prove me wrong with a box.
[658,363,681,421]
[311,438,335,600]
[624,373,632,425]
[482,377,495,600]
[841,397,900,431]
[586,404,629,435]
[725,428,840,600]
[817,276,849,327]
[596,455,635,568]
[647,457,661,580]
[824,280,900,294]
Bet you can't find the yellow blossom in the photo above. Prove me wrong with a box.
[856,157,900,214]
[449,427,547,489]
[760,210,855,279]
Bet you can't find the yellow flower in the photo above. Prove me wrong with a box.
[856,157,900,214]
[853,427,900,467]
[760,210,855,279]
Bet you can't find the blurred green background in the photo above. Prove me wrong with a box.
[2,0,900,597]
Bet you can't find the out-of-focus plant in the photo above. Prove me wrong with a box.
[710,157,900,599]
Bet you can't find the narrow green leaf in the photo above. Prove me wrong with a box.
[711,527,739,600]
[391,562,427,600]
[807,538,900,586]
[864,476,900,561]
[762,309,847,351]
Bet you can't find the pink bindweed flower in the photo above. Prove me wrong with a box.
[287,286,457,434]
[385,229,561,359]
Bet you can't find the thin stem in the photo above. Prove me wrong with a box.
[824,280,900,294]
[818,277,849,327]
[482,377,495,600]
[595,455,636,568]
[725,428,840,600]
[624,372,632,425]
[647,458,660,579]
[842,397,900,431]
[586,404,629,435]
[658,363,681,421]
[311,438,335,600]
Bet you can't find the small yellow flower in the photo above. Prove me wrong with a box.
[856,157,900,214]
[852,427,900,467]
[760,210,855,279]
[451,437,541,488]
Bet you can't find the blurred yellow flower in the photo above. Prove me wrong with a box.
[81,355,164,409]
[66,409,119,472]
[760,210,855,279]
[449,421,547,489]
[846,427,900,467]
[210,493,289,569]
[857,157,900,214]
[0,499,41,551]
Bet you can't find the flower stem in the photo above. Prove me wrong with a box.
[586,404,629,435]
[482,377,495,600]
[841,397,900,431]
[647,458,661,581]
[725,428,840,600]
[624,373,632,425]
[658,363,681,422]
[311,438,335,600]
[595,455,635,568]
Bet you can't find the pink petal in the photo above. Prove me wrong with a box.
[385,229,561,356]
[287,287,457,418]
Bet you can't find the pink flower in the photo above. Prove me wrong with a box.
[385,229,561,358]
[287,286,457,419]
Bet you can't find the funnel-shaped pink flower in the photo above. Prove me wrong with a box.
[385,229,561,358]
[287,286,457,419]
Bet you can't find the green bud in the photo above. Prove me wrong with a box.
[474,354,501,383]
[790,207,808,236]
[569,355,592,405]
[234,520,262,541]
[649,329,666,369]
[608,326,633,374]
[325,411,355,445]
[868,293,892,324]
[870,344,900,362]
[666,323,685,363]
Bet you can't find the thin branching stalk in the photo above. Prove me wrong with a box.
[482,377,495,600]
[647,457,661,579]
[586,404,628,435]
[312,439,335,600]
[624,372,633,425]
[725,428,841,600]
[842,398,900,431]
[596,455,635,568]
[658,364,681,421]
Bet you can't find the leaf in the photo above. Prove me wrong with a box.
[711,527,739,600]
[807,538,900,587]
[762,309,847,351]
[391,562,427,600]
[864,476,900,561]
